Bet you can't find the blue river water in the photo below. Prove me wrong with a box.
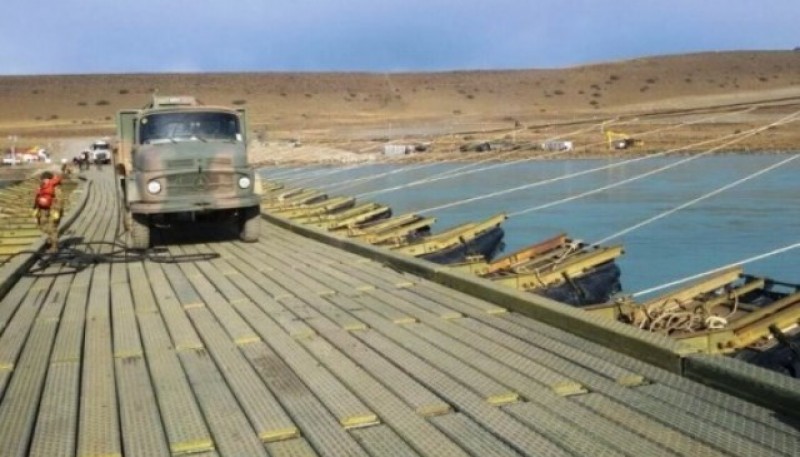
[259,153,800,298]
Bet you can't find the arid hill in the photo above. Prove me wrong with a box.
[2,50,800,160]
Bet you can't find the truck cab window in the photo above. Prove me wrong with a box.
[140,112,240,144]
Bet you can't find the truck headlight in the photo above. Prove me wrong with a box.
[238,176,252,189]
[147,180,162,194]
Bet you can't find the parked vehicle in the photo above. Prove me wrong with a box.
[90,140,112,164]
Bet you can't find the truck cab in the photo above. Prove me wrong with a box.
[90,140,112,164]
[116,95,261,249]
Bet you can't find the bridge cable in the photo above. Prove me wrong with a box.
[352,108,755,200]
[591,153,800,246]
[632,241,800,299]
[274,116,619,188]
[412,110,800,215]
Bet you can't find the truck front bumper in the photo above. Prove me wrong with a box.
[129,195,261,215]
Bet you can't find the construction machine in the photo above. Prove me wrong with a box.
[604,130,643,150]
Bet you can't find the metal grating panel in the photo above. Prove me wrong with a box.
[241,343,371,455]
[115,356,171,456]
[350,425,422,457]
[29,362,80,457]
[78,320,121,457]
[0,321,60,457]
[184,308,298,442]
[429,413,523,457]
[177,348,270,456]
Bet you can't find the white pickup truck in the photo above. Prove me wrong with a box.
[90,140,112,164]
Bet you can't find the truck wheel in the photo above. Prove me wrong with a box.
[239,206,260,242]
[129,213,151,250]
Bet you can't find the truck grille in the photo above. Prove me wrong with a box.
[207,157,233,167]
[165,172,234,196]
[166,159,196,168]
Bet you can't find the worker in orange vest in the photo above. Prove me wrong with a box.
[32,171,63,252]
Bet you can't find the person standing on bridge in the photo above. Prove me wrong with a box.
[32,171,63,252]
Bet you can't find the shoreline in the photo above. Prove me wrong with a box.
[251,147,800,168]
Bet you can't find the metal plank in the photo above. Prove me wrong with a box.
[77,319,121,457]
[128,262,159,315]
[573,394,728,457]
[390,286,647,386]
[491,301,800,434]
[0,275,36,333]
[411,281,510,315]
[0,321,59,457]
[51,285,89,363]
[231,299,380,432]
[208,251,454,419]
[233,286,463,455]
[352,312,520,405]
[241,343,371,456]
[189,253,380,433]
[428,413,523,457]
[351,327,570,456]
[295,333,468,456]
[160,262,204,307]
[502,402,627,457]
[209,244,295,300]
[28,362,80,457]
[243,242,372,296]
[636,383,800,455]
[0,287,48,370]
[137,313,214,454]
[359,290,584,394]
[185,306,299,443]
[349,425,422,457]
[143,262,204,351]
[177,348,270,457]
[177,254,263,343]
[225,243,336,296]
[115,356,171,457]
[265,438,320,457]
[111,283,142,358]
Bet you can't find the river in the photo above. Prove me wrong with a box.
[259,153,800,298]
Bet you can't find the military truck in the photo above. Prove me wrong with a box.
[115,95,261,249]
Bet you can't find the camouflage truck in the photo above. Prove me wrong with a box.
[115,95,261,249]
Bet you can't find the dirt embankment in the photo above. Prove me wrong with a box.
[2,51,800,163]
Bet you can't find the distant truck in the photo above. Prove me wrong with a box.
[115,95,261,249]
[90,140,112,164]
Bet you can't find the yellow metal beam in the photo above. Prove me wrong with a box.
[490,246,623,291]
[391,214,506,257]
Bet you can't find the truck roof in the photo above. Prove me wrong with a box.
[140,95,239,116]
[146,95,200,108]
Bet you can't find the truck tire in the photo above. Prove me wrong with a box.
[129,213,151,250]
[239,206,260,242]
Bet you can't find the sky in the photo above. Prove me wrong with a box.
[1,0,798,75]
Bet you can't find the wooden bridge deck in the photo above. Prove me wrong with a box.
[0,170,798,457]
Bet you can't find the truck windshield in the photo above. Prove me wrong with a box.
[139,112,240,144]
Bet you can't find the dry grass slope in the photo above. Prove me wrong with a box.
[1,50,800,159]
